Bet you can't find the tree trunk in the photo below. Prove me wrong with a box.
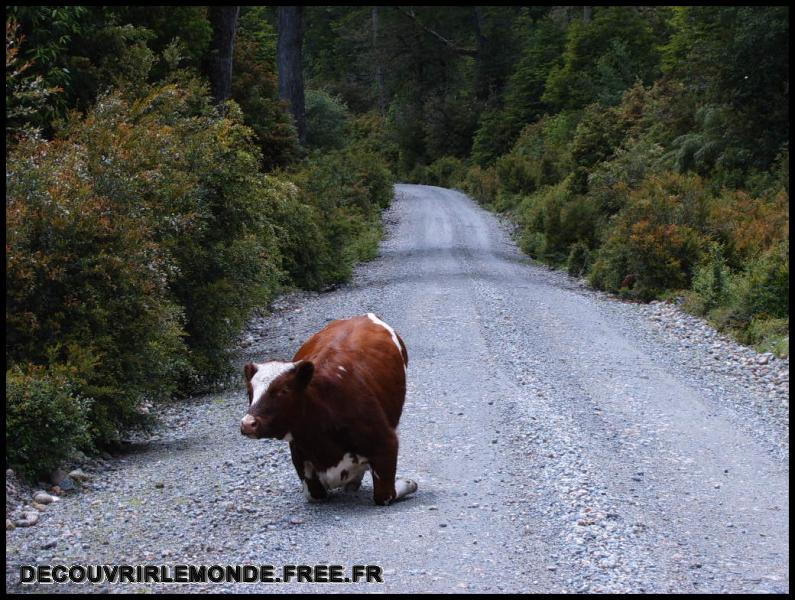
[208,6,240,108]
[472,6,489,101]
[372,6,386,115]
[583,6,593,23]
[278,6,306,144]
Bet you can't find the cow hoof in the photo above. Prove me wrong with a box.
[395,478,418,499]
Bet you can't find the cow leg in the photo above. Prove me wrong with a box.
[370,436,416,505]
[344,469,366,492]
[289,442,327,502]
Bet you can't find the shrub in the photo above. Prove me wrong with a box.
[6,126,190,444]
[690,242,731,315]
[567,241,591,278]
[589,172,711,299]
[461,164,499,206]
[707,188,788,267]
[6,364,93,481]
[286,143,394,286]
[727,240,789,323]
[743,317,788,357]
[305,89,350,151]
[347,112,399,174]
[424,156,466,188]
[471,107,517,167]
[512,177,598,267]
[7,81,293,443]
[497,113,578,195]
[232,25,301,170]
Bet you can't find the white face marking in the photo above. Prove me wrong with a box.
[366,313,404,364]
[338,365,347,372]
[317,453,370,491]
[249,361,296,409]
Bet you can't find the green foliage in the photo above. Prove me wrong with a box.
[567,241,591,278]
[233,13,301,170]
[690,242,731,314]
[6,364,93,481]
[422,156,467,188]
[346,112,400,173]
[6,78,299,441]
[305,89,350,151]
[7,124,190,444]
[6,20,64,137]
[543,7,662,112]
[728,240,789,323]
[460,164,499,206]
[286,142,394,285]
[662,6,789,169]
[501,17,567,133]
[496,113,578,195]
[589,172,710,299]
[743,317,788,358]
[471,108,517,168]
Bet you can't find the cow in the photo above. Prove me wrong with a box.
[240,313,417,506]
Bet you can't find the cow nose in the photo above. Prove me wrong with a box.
[240,414,259,437]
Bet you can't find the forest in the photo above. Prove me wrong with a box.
[5,6,789,479]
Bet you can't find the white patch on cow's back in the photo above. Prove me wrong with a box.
[250,361,295,408]
[366,313,404,362]
[316,453,369,491]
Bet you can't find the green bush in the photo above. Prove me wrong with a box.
[496,113,578,195]
[232,22,301,170]
[6,364,93,481]
[690,242,730,314]
[727,240,789,323]
[305,89,350,151]
[286,143,394,286]
[424,156,467,188]
[471,107,517,167]
[7,125,190,444]
[743,317,788,357]
[347,112,400,174]
[461,164,499,206]
[7,80,294,443]
[567,241,592,278]
[589,172,710,299]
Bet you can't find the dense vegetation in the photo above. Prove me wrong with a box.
[5,6,789,479]
[381,7,788,357]
[6,7,393,478]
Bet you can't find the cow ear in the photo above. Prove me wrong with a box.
[244,363,258,382]
[294,360,314,388]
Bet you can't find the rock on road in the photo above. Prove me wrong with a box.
[6,184,789,593]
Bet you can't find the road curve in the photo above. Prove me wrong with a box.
[6,184,788,593]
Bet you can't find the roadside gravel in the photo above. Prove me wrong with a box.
[5,184,788,593]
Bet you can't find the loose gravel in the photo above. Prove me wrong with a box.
[5,184,789,593]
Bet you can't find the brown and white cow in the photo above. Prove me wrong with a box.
[240,313,417,506]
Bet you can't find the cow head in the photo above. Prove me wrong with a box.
[240,360,314,439]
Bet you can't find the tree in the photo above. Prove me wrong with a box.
[278,6,306,144]
[208,6,240,106]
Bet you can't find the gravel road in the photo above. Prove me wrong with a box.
[6,184,789,593]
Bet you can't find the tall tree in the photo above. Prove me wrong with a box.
[372,6,385,114]
[278,6,306,144]
[208,6,240,106]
